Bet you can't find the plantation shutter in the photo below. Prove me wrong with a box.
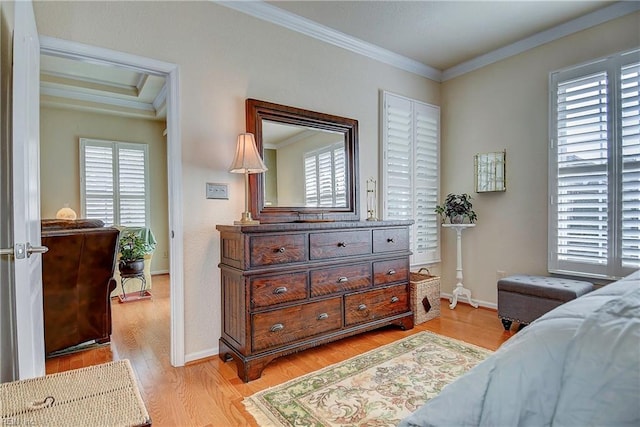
[549,49,639,279]
[304,156,318,206]
[553,70,609,270]
[621,62,640,268]
[118,147,148,226]
[317,149,333,207]
[82,143,115,225]
[80,138,149,227]
[304,143,346,207]
[333,146,347,207]
[382,92,440,266]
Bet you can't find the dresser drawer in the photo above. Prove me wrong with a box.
[373,228,410,253]
[309,230,371,260]
[251,272,308,309]
[373,258,409,286]
[252,298,342,352]
[310,262,371,297]
[249,234,306,267]
[344,284,409,326]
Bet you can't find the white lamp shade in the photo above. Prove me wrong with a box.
[229,133,268,174]
[56,206,77,220]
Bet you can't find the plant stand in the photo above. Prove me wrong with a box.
[443,224,478,309]
[118,271,152,303]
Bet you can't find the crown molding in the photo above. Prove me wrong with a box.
[216,1,639,83]
[440,1,640,81]
[216,0,442,82]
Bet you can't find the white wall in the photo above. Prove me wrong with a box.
[440,12,640,306]
[39,107,169,273]
[32,1,440,360]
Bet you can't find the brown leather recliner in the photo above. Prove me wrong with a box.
[41,219,119,355]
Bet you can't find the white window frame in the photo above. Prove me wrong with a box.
[80,138,150,227]
[548,48,640,280]
[381,91,441,267]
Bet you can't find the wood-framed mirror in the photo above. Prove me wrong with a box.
[246,98,359,223]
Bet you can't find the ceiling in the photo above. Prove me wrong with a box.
[40,0,638,119]
[40,53,168,121]
[264,0,617,71]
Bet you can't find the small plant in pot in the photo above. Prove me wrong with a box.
[435,193,478,224]
[118,230,151,275]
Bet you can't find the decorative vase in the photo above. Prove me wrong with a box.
[450,215,464,224]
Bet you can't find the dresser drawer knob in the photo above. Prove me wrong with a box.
[387,238,395,243]
[273,286,288,295]
[387,269,396,275]
[337,276,349,283]
[357,303,367,311]
[391,296,400,303]
[277,247,286,253]
[317,313,329,320]
[337,242,347,248]
[270,323,284,333]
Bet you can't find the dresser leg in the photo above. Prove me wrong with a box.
[396,315,414,331]
[219,339,274,382]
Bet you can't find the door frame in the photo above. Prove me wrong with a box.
[39,36,185,366]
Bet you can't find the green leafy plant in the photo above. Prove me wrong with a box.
[118,230,152,262]
[435,193,477,223]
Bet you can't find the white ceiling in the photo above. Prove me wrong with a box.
[265,0,616,71]
[40,0,638,118]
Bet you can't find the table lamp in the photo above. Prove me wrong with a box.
[229,133,268,225]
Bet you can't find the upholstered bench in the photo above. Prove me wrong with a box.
[497,275,594,330]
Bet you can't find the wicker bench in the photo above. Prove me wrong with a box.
[497,275,594,331]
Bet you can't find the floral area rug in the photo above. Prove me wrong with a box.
[243,331,492,427]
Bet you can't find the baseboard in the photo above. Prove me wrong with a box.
[151,269,169,276]
[440,292,497,310]
[185,346,219,364]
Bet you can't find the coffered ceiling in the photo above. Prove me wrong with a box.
[40,52,167,121]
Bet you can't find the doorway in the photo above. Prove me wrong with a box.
[39,37,185,367]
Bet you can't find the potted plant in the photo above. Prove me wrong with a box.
[118,230,152,275]
[435,193,478,224]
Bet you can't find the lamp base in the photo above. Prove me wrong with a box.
[234,211,260,225]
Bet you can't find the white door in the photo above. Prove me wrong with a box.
[11,0,45,380]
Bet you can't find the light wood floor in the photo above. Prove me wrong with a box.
[46,274,514,426]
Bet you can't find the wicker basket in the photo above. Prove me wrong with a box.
[410,268,441,324]
[0,359,150,426]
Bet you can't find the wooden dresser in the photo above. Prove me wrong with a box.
[216,220,414,382]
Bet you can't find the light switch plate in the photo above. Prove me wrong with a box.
[206,182,229,199]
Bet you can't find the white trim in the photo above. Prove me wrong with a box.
[216,0,640,82]
[150,269,170,276]
[440,292,497,311]
[42,86,156,113]
[39,36,186,367]
[185,347,219,364]
[216,0,441,82]
[441,1,640,81]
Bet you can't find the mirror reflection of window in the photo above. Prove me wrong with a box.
[263,120,346,207]
[304,142,347,207]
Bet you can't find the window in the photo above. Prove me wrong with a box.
[304,142,347,207]
[549,49,639,280]
[80,138,150,227]
[381,91,440,266]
